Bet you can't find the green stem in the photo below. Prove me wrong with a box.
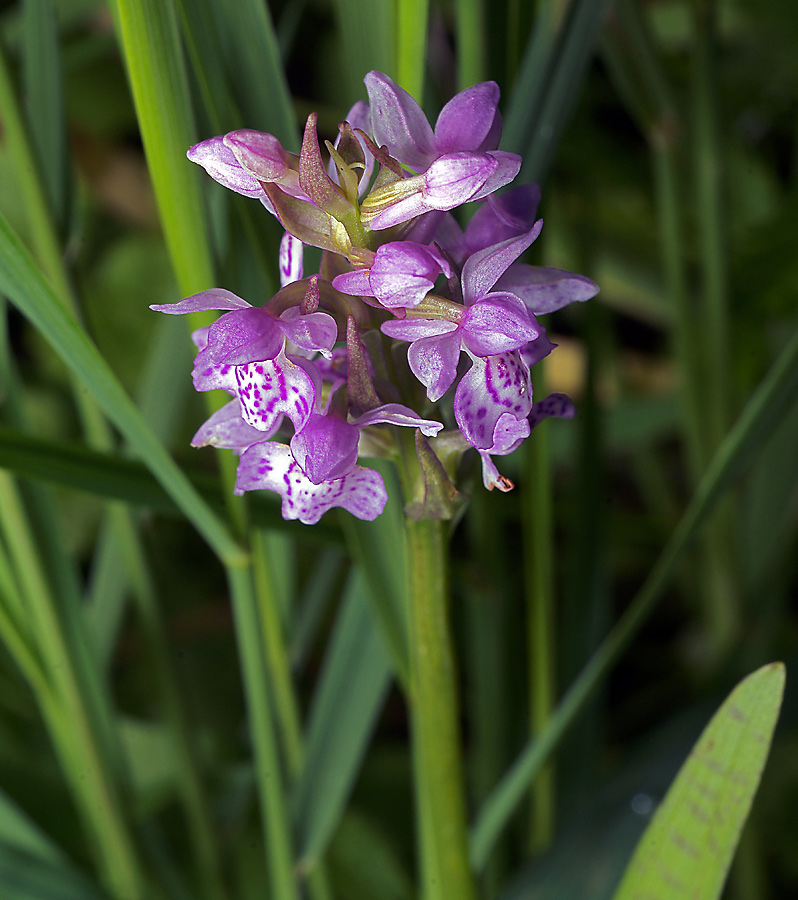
[252,530,304,776]
[406,518,476,900]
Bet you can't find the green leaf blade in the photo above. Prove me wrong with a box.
[612,662,786,900]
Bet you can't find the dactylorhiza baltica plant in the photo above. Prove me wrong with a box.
[153,71,598,524]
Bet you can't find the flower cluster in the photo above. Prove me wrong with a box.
[153,72,598,524]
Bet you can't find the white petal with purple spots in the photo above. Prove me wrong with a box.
[235,350,317,434]
[235,443,388,524]
[454,351,533,450]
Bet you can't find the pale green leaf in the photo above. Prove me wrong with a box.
[611,662,785,900]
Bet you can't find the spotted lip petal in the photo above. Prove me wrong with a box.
[454,352,533,451]
[235,442,388,524]
[235,349,319,435]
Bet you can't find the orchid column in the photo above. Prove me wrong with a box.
[154,71,597,899]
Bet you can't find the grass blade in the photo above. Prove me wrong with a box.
[22,0,68,229]
[469,325,798,869]
[0,213,244,566]
[293,567,392,871]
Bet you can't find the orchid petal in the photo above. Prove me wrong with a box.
[495,264,600,313]
[454,352,533,450]
[422,152,498,209]
[290,413,360,484]
[205,307,284,366]
[529,392,576,429]
[332,268,373,297]
[150,288,251,315]
[225,129,294,183]
[368,241,451,308]
[191,400,274,451]
[364,71,436,171]
[434,82,502,154]
[279,232,304,287]
[276,307,338,357]
[235,443,388,523]
[187,137,265,198]
[353,403,444,436]
[462,184,541,255]
[407,328,463,402]
[522,331,557,367]
[461,293,541,356]
[235,350,317,434]
[381,318,459,342]
[461,220,543,303]
[478,452,515,492]
[467,151,522,202]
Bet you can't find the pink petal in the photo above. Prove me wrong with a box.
[191,400,276,451]
[353,403,443,436]
[187,137,265,198]
[461,293,541,357]
[290,413,360,484]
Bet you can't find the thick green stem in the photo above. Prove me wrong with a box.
[406,518,476,900]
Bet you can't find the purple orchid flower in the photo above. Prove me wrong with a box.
[151,288,335,437]
[364,72,503,171]
[160,72,598,522]
[454,351,576,491]
[378,220,545,400]
[332,241,452,310]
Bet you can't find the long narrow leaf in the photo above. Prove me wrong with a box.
[611,663,785,900]
[0,214,243,565]
[0,425,342,543]
[469,325,798,869]
[22,0,68,228]
[112,0,215,296]
[293,568,392,870]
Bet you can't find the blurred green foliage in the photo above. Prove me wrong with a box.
[0,0,796,898]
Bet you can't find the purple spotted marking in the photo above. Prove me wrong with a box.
[235,443,388,524]
[454,351,532,451]
[235,351,317,434]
